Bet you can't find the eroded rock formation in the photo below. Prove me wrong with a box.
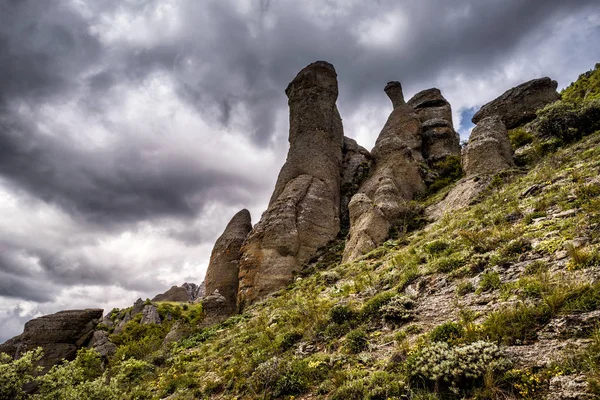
[238,61,344,306]
[462,115,515,176]
[407,88,460,164]
[472,77,560,129]
[0,309,103,370]
[343,83,426,262]
[152,282,204,302]
[204,209,252,314]
[340,137,371,232]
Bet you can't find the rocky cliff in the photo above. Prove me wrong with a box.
[4,62,600,400]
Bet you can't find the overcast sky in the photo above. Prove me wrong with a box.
[0,0,598,342]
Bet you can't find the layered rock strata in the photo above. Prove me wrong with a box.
[462,115,515,176]
[343,83,426,262]
[237,61,344,307]
[472,77,560,129]
[204,209,252,314]
[0,309,103,370]
[407,88,460,164]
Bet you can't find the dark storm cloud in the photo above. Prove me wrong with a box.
[0,0,598,341]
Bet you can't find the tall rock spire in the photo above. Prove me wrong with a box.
[407,88,460,165]
[343,81,426,262]
[203,209,252,316]
[237,61,344,307]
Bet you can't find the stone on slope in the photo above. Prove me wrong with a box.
[238,61,344,307]
[87,330,116,359]
[407,88,460,164]
[0,309,103,370]
[462,115,515,176]
[340,137,371,232]
[343,83,426,262]
[140,305,161,325]
[472,77,560,129]
[425,176,492,220]
[203,209,252,315]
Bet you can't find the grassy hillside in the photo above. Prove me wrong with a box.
[3,68,600,399]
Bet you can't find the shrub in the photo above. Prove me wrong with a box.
[501,238,532,258]
[566,244,600,270]
[508,128,534,148]
[329,304,357,325]
[531,98,600,143]
[481,303,551,344]
[427,155,464,194]
[429,321,464,343]
[330,379,367,400]
[360,291,395,321]
[408,341,511,393]
[0,347,42,400]
[36,349,121,400]
[456,280,475,296]
[478,271,502,293]
[424,240,450,256]
[277,330,304,352]
[380,295,415,324]
[346,328,369,353]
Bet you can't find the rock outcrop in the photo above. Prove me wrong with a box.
[343,83,426,262]
[407,88,460,164]
[340,137,371,232]
[0,309,103,370]
[462,115,515,176]
[152,282,204,302]
[472,77,560,129]
[87,330,116,359]
[204,209,252,314]
[152,286,190,302]
[140,305,161,325]
[238,61,344,307]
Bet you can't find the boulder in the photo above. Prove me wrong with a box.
[0,309,103,370]
[238,61,344,307]
[87,330,116,359]
[140,305,161,325]
[204,209,252,314]
[425,176,492,220]
[407,88,460,164]
[343,83,426,262]
[131,298,145,315]
[462,115,515,176]
[340,137,372,232]
[472,77,560,129]
[201,290,231,327]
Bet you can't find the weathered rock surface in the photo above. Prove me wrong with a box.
[182,282,204,300]
[547,374,593,400]
[472,77,560,129]
[425,176,492,220]
[201,290,231,327]
[0,309,103,370]
[384,81,405,109]
[152,282,204,302]
[408,88,460,164]
[343,84,426,262]
[462,115,515,176]
[140,305,161,325]
[87,330,116,359]
[204,209,252,313]
[152,286,192,302]
[238,61,344,307]
[340,137,371,232]
[132,298,145,315]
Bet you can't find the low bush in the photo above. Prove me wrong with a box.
[346,328,369,353]
[429,321,464,344]
[407,341,511,394]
